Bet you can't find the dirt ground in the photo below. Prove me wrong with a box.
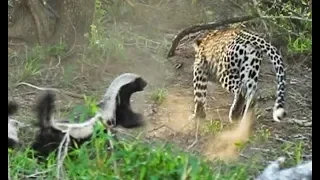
[142,41,312,162]
[8,1,312,167]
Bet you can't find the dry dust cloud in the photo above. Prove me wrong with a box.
[147,89,256,162]
[202,108,255,162]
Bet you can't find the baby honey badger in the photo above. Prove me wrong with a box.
[8,101,19,149]
[32,73,147,158]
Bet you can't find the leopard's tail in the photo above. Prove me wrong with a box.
[239,30,286,122]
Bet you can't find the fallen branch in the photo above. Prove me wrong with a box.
[288,118,312,127]
[16,82,84,99]
[252,0,270,37]
[260,15,312,22]
[56,131,70,179]
[166,13,312,59]
[25,168,54,179]
[166,15,258,58]
[147,125,166,133]
[9,119,31,128]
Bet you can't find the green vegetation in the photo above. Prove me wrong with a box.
[8,98,250,179]
[9,132,261,179]
[8,100,305,179]
[150,88,167,105]
[9,42,67,83]
[8,0,311,179]
[258,0,312,54]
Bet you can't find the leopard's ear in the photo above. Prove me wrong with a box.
[193,39,202,52]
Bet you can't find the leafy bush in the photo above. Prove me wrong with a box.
[259,0,312,54]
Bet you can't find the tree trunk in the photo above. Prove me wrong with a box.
[8,0,95,48]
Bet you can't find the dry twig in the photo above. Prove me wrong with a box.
[107,128,120,177]
[187,117,200,150]
[260,15,312,22]
[167,7,311,59]
[16,82,84,99]
[56,131,70,179]
[288,118,312,127]
[26,168,54,179]
[252,0,270,37]
[60,14,77,60]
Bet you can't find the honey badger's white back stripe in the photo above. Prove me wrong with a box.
[52,114,102,139]
[35,90,103,140]
[99,73,141,123]
[8,119,19,143]
[39,73,141,139]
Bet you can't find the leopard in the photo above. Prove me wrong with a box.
[191,26,286,123]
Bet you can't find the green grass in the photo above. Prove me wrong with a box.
[250,126,271,143]
[8,99,257,180]
[150,88,167,105]
[8,89,304,179]
[9,119,305,180]
[9,131,259,180]
[8,42,67,83]
[204,119,224,134]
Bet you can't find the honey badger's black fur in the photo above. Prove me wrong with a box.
[31,91,95,158]
[8,101,18,117]
[111,77,147,128]
[32,73,147,158]
[8,101,19,149]
[8,138,17,149]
